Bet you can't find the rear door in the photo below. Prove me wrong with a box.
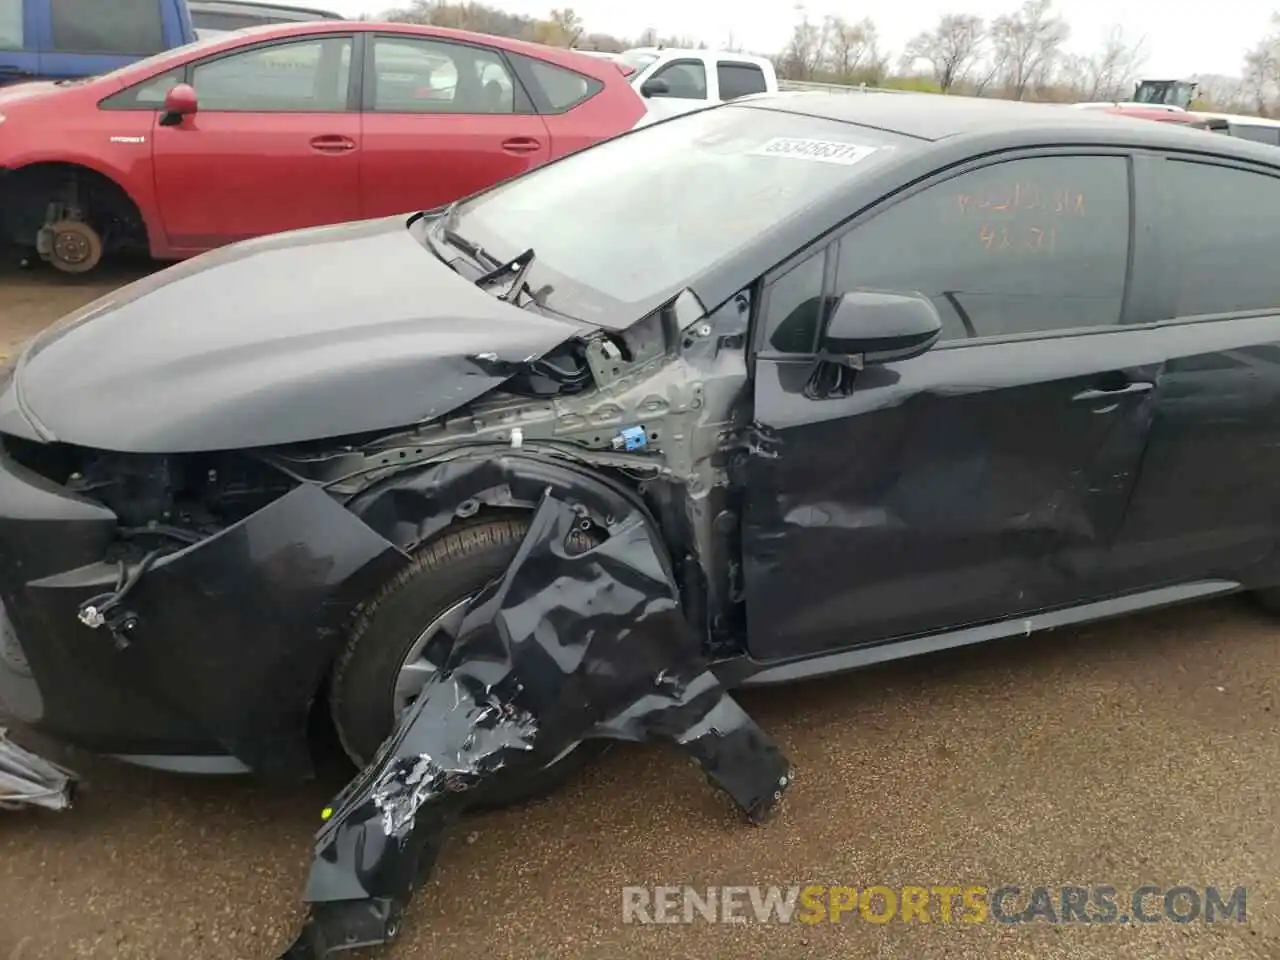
[357,32,550,219]
[506,51,635,158]
[0,0,37,85]
[1106,156,1280,588]
[745,152,1163,660]
[37,0,170,81]
[151,32,361,251]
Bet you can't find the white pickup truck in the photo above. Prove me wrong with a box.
[608,47,780,124]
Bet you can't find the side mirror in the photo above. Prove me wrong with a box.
[159,83,198,126]
[640,77,670,98]
[819,290,942,366]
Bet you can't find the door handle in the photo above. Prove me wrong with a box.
[501,136,542,155]
[309,134,357,153]
[1072,381,1155,402]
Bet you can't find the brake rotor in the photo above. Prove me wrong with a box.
[43,219,104,274]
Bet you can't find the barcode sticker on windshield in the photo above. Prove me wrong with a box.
[751,137,879,165]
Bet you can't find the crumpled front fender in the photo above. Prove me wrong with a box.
[281,491,792,958]
[21,482,409,777]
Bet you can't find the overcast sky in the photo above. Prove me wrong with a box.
[318,0,1269,77]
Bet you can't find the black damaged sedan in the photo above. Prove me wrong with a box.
[5,92,1280,956]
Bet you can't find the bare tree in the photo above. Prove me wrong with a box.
[543,7,584,46]
[988,0,1070,100]
[1194,72,1247,112]
[903,13,985,93]
[1242,13,1280,116]
[1082,25,1147,100]
[822,16,879,80]
[1053,52,1090,99]
[780,5,829,80]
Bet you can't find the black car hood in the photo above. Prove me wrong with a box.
[0,217,584,453]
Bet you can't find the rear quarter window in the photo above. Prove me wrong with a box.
[513,54,601,113]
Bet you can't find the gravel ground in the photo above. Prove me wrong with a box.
[0,258,1278,960]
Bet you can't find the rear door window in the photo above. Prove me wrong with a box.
[1161,160,1280,316]
[49,0,167,55]
[370,36,516,114]
[717,62,767,100]
[0,0,21,49]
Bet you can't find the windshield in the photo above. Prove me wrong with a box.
[447,105,908,317]
[617,49,660,71]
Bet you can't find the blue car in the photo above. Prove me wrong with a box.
[0,0,195,84]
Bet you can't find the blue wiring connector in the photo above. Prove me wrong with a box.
[612,426,648,452]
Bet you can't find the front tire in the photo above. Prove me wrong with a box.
[329,516,601,809]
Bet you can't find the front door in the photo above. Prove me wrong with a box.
[152,33,361,251]
[358,34,550,219]
[744,153,1161,662]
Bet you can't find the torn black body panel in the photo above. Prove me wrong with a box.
[0,454,408,776]
[0,728,75,811]
[344,451,655,552]
[283,493,791,959]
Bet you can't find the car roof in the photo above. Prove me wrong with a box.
[187,0,342,18]
[738,91,1280,160]
[623,46,772,65]
[103,20,628,87]
[1072,101,1186,112]
[1102,106,1206,123]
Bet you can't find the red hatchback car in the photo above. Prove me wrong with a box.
[0,22,645,273]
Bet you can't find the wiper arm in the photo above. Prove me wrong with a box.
[475,247,538,304]
[442,226,497,268]
[435,201,498,269]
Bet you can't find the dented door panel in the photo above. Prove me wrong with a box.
[743,327,1166,662]
[1108,316,1280,588]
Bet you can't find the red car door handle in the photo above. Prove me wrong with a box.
[501,137,542,155]
[310,135,357,153]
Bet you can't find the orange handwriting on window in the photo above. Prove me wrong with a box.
[956,184,1081,217]
[1054,189,1086,215]
[978,223,1057,254]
